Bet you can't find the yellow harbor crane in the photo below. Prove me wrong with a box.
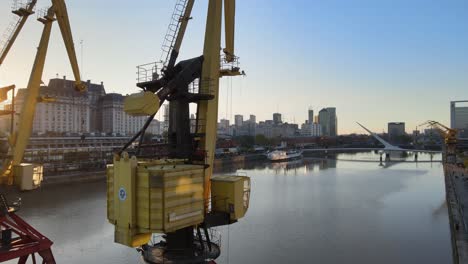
[106,0,250,263]
[0,0,85,188]
[419,120,458,164]
[0,0,83,262]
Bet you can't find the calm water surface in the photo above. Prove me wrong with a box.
[4,152,451,263]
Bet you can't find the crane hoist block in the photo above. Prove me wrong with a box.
[211,175,250,222]
[107,153,205,247]
[123,92,160,116]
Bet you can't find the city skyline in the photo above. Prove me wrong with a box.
[219,110,417,136]
[1,1,467,134]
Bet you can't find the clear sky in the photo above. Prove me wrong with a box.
[0,0,467,134]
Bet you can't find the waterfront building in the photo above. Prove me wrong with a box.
[388,122,406,143]
[23,136,132,173]
[22,78,98,133]
[450,101,468,137]
[256,121,297,138]
[318,108,329,136]
[101,93,147,135]
[318,108,330,136]
[318,107,337,137]
[327,107,337,137]
[3,77,148,135]
[300,122,322,137]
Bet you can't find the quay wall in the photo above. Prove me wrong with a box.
[444,164,468,264]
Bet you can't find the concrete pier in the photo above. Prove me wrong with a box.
[444,164,468,264]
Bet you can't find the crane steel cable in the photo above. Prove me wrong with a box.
[225,77,228,120]
[119,112,156,155]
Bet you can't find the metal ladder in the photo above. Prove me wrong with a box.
[159,0,189,66]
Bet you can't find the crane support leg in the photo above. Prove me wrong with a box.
[223,0,235,62]
[50,0,85,91]
[198,0,223,212]
[3,9,55,185]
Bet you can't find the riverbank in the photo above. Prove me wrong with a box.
[444,164,468,264]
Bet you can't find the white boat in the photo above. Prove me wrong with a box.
[267,149,303,162]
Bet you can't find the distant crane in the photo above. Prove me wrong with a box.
[419,120,458,163]
[0,0,37,67]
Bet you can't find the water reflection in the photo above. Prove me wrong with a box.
[215,152,450,264]
[216,151,440,175]
[215,157,340,175]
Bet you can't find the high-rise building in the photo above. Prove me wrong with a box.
[273,113,282,125]
[327,107,337,137]
[318,107,337,137]
[451,101,468,137]
[318,108,329,136]
[234,114,243,127]
[249,115,256,123]
[388,122,405,143]
[308,109,314,124]
[247,115,256,136]
[219,119,230,130]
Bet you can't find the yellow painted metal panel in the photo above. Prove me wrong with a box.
[106,165,115,223]
[124,92,160,116]
[107,157,206,246]
[211,175,249,221]
[112,154,138,246]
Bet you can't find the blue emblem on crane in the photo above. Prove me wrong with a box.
[118,187,127,201]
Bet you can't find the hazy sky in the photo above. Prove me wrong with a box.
[0,0,467,134]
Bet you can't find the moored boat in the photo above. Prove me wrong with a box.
[267,149,303,162]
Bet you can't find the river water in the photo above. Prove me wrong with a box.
[3,152,452,264]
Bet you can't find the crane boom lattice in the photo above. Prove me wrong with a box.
[0,0,36,66]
